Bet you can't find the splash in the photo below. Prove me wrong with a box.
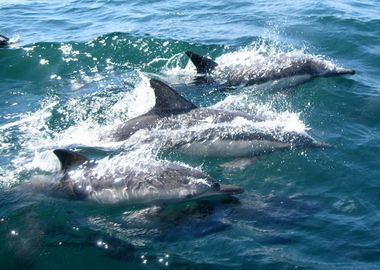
[213,93,307,134]
[160,53,197,84]
[0,73,157,187]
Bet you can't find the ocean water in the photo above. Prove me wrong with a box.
[1,0,380,269]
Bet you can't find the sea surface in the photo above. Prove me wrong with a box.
[1,0,380,269]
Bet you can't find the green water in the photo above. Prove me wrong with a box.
[1,0,380,269]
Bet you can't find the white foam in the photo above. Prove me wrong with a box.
[213,46,336,84]
[0,73,158,187]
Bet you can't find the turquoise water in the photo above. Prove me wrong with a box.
[1,0,380,269]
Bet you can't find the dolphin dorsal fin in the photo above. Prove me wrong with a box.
[0,34,10,46]
[53,149,89,171]
[186,51,218,74]
[149,79,197,114]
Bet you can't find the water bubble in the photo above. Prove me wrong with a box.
[96,241,109,249]
[39,59,49,65]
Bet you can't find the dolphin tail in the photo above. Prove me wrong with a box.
[185,51,218,74]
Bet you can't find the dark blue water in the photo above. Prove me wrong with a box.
[1,0,380,269]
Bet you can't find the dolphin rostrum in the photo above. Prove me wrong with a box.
[28,149,243,204]
[112,79,329,158]
[185,51,355,87]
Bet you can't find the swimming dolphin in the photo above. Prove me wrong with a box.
[112,79,329,158]
[0,35,10,47]
[185,51,355,87]
[28,149,243,204]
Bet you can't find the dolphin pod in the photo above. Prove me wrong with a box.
[28,149,243,204]
[186,51,355,87]
[112,79,329,158]
[26,46,351,206]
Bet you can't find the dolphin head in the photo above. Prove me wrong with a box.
[302,58,355,78]
[308,60,355,77]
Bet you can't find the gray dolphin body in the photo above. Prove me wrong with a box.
[28,149,242,204]
[112,79,329,158]
[185,51,355,87]
[0,35,10,47]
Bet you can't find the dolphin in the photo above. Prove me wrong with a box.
[112,79,329,158]
[0,34,10,47]
[27,149,243,204]
[185,51,355,88]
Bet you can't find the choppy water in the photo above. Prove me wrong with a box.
[1,0,380,269]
